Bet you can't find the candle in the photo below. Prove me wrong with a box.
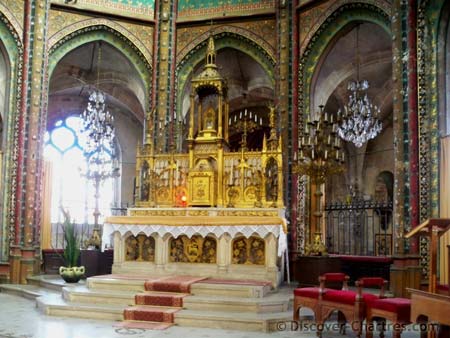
[294,152,297,161]
[245,109,247,116]
[229,117,231,125]
[260,117,262,125]
[240,112,242,119]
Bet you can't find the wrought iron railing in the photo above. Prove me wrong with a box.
[325,199,393,256]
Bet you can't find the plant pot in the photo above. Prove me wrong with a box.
[59,266,85,283]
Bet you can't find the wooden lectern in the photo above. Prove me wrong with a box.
[405,218,450,293]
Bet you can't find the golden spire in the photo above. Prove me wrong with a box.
[205,35,217,68]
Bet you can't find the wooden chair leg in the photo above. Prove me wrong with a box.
[393,326,402,338]
[366,317,374,338]
[337,311,346,334]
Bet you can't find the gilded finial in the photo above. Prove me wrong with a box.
[206,35,217,67]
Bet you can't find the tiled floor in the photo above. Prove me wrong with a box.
[0,292,423,338]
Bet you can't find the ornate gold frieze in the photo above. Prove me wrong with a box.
[125,234,155,262]
[169,235,217,263]
[232,236,265,265]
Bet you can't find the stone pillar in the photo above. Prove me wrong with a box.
[407,0,419,253]
[392,0,406,255]
[155,235,169,270]
[10,0,50,284]
[217,234,231,273]
[152,0,177,152]
[113,232,123,264]
[265,234,278,272]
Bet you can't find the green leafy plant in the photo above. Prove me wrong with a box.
[61,209,81,267]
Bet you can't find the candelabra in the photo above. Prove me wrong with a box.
[229,108,263,151]
[80,43,119,249]
[296,105,345,255]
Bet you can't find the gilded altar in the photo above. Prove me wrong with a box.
[104,36,287,286]
[135,36,284,210]
[103,209,287,286]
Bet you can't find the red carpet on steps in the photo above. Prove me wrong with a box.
[124,306,179,322]
[135,293,185,307]
[144,275,207,293]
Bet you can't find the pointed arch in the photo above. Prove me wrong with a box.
[48,22,152,94]
[298,3,390,122]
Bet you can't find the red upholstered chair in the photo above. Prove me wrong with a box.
[362,279,410,338]
[293,273,349,322]
[316,277,383,338]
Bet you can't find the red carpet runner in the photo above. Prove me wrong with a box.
[117,275,206,330]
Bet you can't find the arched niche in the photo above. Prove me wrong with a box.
[309,21,393,203]
[47,39,148,210]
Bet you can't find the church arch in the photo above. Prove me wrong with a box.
[298,3,390,122]
[48,24,152,94]
[297,3,391,252]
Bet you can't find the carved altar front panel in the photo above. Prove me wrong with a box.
[125,234,155,262]
[232,236,265,265]
[169,235,217,263]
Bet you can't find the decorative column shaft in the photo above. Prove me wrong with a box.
[392,0,406,255]
[11,0,50,284]
[408,0,419,253]
[153,0,177,152]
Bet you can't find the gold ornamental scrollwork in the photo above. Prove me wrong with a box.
[232,236,265,265]
[125,235,155,262]
[169,235,217,263]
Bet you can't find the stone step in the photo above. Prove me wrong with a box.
[183,294,289,313]
[190,281,271,298]
[37,294,125,321]
[174,309,291,332]
[27,274,84,292]
[0,284,59,300]
[62,285,136,306]
[86,276,148,292]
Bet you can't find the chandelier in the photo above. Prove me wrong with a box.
[337,25,382,148]
[80,42,119,249]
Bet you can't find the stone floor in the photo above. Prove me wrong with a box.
[0,292,424,338]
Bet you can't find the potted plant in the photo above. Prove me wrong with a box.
[59,209,85,283]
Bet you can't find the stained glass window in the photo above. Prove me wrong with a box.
[44,116,117,225]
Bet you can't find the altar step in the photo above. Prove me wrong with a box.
[14,274,294,332]
[86,275,271,298]
[37,293,124,321]
[175,309,291,332]
[61,284,289,313]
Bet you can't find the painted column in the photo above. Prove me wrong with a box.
[291,0,299,254]
[408,0,419,253]
[392,0,406,255]
[152,0,177,152]
[10,0,50,284]
[276,0,292,256]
